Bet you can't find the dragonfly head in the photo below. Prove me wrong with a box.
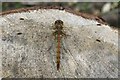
[55,20,63,27]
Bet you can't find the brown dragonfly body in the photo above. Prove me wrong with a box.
[53,20,66,70]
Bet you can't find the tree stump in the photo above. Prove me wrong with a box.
[0,6,118,78]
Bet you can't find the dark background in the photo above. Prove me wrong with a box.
[1,2,120,28]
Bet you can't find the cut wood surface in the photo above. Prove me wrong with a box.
[0,7,118,78]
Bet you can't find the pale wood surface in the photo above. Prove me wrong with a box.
[0,9,118,78]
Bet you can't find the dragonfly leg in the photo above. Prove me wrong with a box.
[61,31,70,39]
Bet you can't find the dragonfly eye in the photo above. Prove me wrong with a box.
[55,20,63,25]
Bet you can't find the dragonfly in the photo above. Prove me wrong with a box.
[52,20,66,70]
[46,19,101,70]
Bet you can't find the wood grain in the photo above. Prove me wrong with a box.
[0,8,118,78]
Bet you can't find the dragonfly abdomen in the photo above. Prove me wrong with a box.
[56,32,61,70]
